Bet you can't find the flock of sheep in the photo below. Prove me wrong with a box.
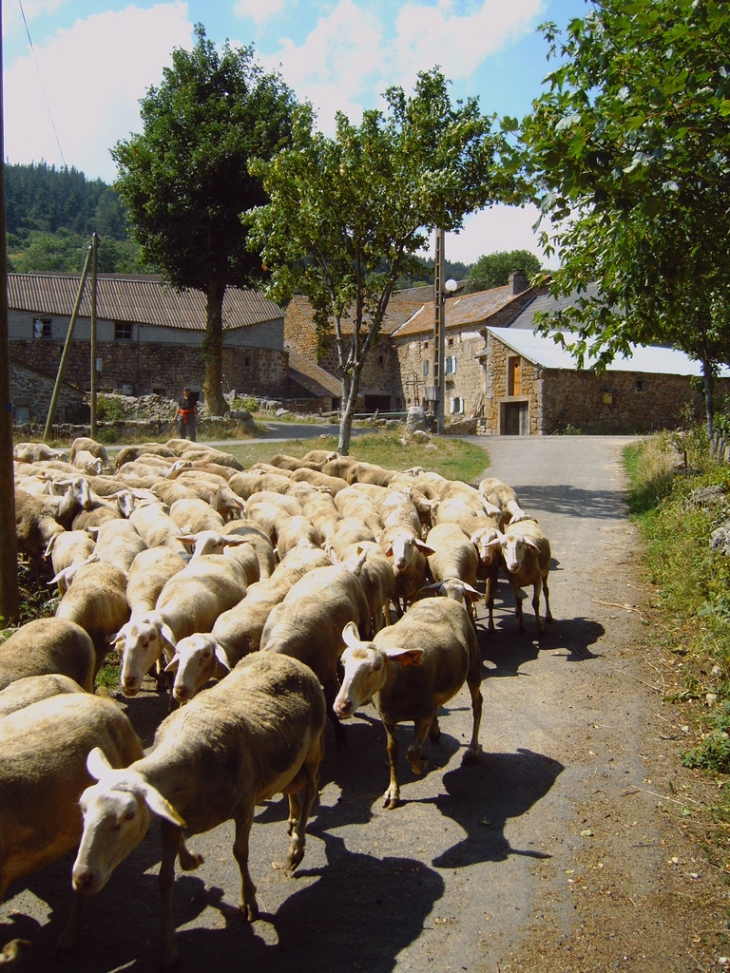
[5,434,552,968]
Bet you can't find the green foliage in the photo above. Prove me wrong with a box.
[95,395,128,422]
[627,434,730,774]
[519,0,730,432]
[9,230,152,275]
[5,162,127,238]
[683,702,730,773]
[464,249,541,292]
[112,24,297,415]
[249,67,514,453]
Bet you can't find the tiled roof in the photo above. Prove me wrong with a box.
[288,351,343,397]
[391,284,531,339]
[7,273,283,332]
[484,327,730,377]
[287,295,421,336]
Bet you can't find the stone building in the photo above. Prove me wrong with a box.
[284,273,541,416]
[481,327,730,435]
[10,356,83,425]
[391,272,541,418]
[8,273,288,415]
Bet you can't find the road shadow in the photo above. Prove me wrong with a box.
[429,747,564,868]
[506,484,629,521]
[172,832,444,973]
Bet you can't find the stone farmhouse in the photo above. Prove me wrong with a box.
[481,325,730,435]
[7,272,288,422]
[284,272,542,416]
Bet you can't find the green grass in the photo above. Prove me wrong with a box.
[626,427,730,775]
[208,429,490,483]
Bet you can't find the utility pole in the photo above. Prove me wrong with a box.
[434,228,446,435]
[0,0,21,624]
[89,232,98,438]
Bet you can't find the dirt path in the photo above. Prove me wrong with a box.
[2,435,726,972]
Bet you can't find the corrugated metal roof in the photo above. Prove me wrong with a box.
[7,273,282,332]
[391,284,529,338]
[485,327,730,377]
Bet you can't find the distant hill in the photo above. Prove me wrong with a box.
[4,161,153,274]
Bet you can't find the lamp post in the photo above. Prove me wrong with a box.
[433,227,458,435]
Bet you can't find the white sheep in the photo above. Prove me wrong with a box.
[115,554,249,696]
[380,525,435,617]
[0,618,96,693]
[486,519,553,634]
[478,476,528,530]
[422,522,481,622]
[0,673,86,717]
[68,653,325,969]
[334,597,483,808]
[0,692,142,942]
[260,562,372,745]
[45,529,96,594]
[90,519,147,573]
[55,562,130,675]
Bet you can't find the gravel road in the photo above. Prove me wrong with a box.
[2,434,726,972]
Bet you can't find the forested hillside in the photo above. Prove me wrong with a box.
[4,162,153,274]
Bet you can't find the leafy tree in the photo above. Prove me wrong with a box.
[519,0,730,434]
[112,25,296,415]
[465,248,541,292]
[248,68,511,453]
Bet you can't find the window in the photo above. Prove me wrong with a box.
[114,322,133,341]
[33,317,52,339]
[423,360,430,378]
[450,396,463,414]
[444,355,457,375]
[423,341,429,350]
[508,356,521,395]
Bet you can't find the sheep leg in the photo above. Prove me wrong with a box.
[542,575,553,625]
[233,806,258,922]
[284,734,323,872]
[406,717,432,776]
[323,672,347,747]
[429,715,441,742]
[158,820,181,970]
[510,578,525,632]
[178,837,204,871]
[56,891,85,953]
[532,580,545,635]
[462,672,484,765]
[382,721,401,809]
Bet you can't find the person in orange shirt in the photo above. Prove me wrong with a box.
[176,386,197,441]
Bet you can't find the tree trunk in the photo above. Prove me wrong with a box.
[702,359,714,440]
[202,278,228,417]
[338,366,362,455]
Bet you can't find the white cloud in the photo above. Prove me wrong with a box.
[391,0,545,85]
[2,0,66,39]
[263,0,544,130]
[443,203,559,267]
[234,0,287,25]
[4,3,193,182]
[261,0,384,131]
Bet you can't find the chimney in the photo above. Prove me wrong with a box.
[510,270,529,295]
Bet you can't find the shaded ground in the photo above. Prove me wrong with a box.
[1,435,727,972]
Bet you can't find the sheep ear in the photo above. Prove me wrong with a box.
[525,539,540,553]
[214,646,231,674]
[159,623,177,649]
[176,535,195,547]
[414,540,435,557]
[342,621,361,648]
[87,747,113,781]
[140,782,186,828]
[164,653,180,673]
[383,646,424,667]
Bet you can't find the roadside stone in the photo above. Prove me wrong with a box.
[710,522,730,556]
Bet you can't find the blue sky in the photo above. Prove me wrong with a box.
[2,0,589,266]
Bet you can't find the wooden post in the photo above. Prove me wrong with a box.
[43,243,93,442]
[89,233,98,438]
[0,0,20,624]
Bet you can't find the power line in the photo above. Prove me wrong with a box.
[17,0,67,168]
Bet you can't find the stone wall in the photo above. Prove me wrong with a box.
[483,330,730,434]
[10,358,83,424]
[9,339,289,403]
[395,332,486,416]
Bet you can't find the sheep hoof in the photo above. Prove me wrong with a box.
[462,745,482,766]
[240,902,258,923]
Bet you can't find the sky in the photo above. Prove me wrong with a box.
[1,0,590,268]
